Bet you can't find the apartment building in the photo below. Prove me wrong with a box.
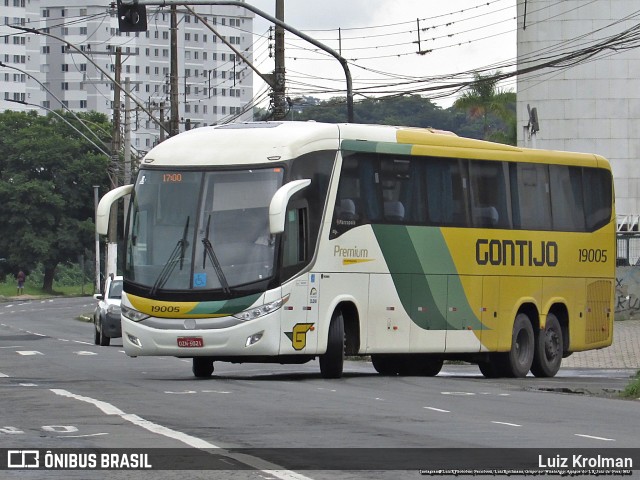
[1,0,255,154]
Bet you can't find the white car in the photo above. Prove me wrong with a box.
[93,275,123,346]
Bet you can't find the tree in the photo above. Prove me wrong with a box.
[0,110,111,292]
[453,71,516,144]
[291,94,452,129]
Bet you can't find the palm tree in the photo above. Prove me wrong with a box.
[454,71,516,144]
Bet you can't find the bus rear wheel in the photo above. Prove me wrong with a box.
[320,310,345,378]
[531,313,563,378]
[502,312,534,377]
[478,356,503,378]
[371,355,398,375]
[192,357,214,378]
[401,355,443,376]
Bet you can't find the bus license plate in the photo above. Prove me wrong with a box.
[177,337,204,348]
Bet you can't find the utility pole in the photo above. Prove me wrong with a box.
[106,48,122,279]
[112,47,122,185]
[123,77,132,231]
[170,6,180,136]
[159,101,166,143]
[272,0,286,120]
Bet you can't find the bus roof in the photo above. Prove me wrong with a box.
[141,121,610,171]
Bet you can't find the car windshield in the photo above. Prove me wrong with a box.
[125,168,284,293]
[108,280,123,299]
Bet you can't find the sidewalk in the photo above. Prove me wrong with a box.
[562,319,640,369]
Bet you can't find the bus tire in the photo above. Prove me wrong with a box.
[192,357,214,378]
[320,310,345,379]
[402,355,443,376]
[531,313,563,378]
[502,312,534,377]
[371,355,399,375]
[478,357,503,378]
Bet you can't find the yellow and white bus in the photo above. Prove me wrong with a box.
[97,122,615,379]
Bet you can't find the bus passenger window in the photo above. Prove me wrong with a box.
[511,163,551,230]
[469,160,511,229]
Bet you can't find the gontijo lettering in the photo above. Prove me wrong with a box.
[476,239,558,267]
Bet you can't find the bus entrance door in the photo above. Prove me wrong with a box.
[280,273,319,355]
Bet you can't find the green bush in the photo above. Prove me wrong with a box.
[621,370,640,398]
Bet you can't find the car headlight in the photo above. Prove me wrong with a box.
[233,294,289,322]
[107,304,121,315]
[121,305,150,322]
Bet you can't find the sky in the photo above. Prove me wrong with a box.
[245,0,518,110]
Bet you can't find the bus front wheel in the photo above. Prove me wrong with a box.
[319,310,345,379]
[192,357,214,378]
[531,313,563,378]
[502,312,535,377]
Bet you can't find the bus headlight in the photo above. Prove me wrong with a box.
[121,305,150,322]
[233,294,289,322]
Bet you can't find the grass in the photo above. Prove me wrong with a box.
[0,280,95,299]
[621,370,640,399]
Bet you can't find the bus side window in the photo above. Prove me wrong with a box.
[469,160,511,229]
[282,204,308,278]
[511,163,551,230]
[583,167,612,231]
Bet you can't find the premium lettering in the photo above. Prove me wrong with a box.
[476,239,558,267]
[334,245,368,258]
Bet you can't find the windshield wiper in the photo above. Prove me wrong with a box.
[202,214,231,294]
[150,216,190,296]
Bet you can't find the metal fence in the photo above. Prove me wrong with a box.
[617,233,640,266]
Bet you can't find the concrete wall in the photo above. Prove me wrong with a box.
[516,0,640,216]
[616,267,640,320]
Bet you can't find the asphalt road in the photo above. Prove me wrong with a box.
[1,297,639,480]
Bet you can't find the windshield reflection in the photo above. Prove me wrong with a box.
[125,168,284,294]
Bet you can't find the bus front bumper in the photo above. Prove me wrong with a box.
[121,314,282,357]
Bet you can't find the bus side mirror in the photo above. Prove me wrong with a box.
[96,184,134,235]
[269,179,311,234]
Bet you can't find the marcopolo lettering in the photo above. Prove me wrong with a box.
[476,239,558,267]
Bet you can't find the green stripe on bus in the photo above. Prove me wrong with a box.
[341,139,413,156]
[372,225,485,331]
[187,293,261,315]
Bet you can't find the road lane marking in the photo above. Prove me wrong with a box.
[74,351,98,356]
[574,434,615,441]
[491,421,521,427]
[50,389,314,480]
[424,407,450,413]
[59,433,109,438]
[26,332,47,337]
[16,351,43,356]
[0,372,9,377]
[72,340,94,345]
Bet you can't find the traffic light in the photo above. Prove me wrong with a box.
[117,0,148,33]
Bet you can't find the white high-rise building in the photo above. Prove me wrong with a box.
[516,0,640,218]
[1,0,255,155]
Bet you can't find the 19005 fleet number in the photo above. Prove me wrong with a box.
[151,305,181,313]
[578,248,607,263]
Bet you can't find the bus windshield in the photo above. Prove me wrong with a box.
[125,167,284,294]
